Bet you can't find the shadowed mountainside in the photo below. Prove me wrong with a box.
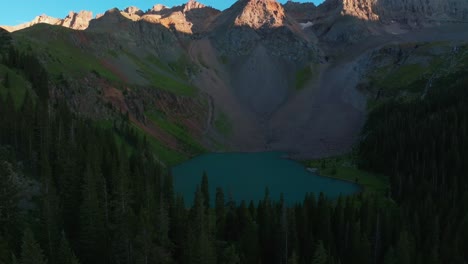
[2,0,468,160]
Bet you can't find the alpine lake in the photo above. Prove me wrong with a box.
[172,152,361,206]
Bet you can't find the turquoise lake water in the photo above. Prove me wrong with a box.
[171,152,361,206]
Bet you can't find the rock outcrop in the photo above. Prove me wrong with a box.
[61,11,93,30]
[211,0,316,59]
[283,1,317,22]
[1,14,62,32]
[316,0,468,23]
[150,4,168,13]
[233,0,286,29]
[0,11,93,32]
[1,1,219,34]
[374,0,468,22]
[141,0,220,34]
[124,6,144,16]
[183,0,206,13]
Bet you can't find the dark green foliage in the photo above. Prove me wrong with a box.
[79,165,107,264]
[311,241,327,264]
[2,72,9,88]
[201,172,210,209]
[57,233,80,264]
[219,245,240,264]
[20,229,48,264]
[0,160,21,263]
[358,69,468,263]
[215,187,226,239]
[3,47,48,101]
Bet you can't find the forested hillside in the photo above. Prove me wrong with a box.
[358,68,468,263]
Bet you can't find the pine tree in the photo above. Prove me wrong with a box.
[287,251,299,264]
[311,240,328,264]
[383,247,397,264]
[219,245,240,264]
[0,161,20,236]
[2,72,10,89]
[57,232,80,264]
[215,187,226,239]
[187,187,216,264]
[201,172,210,209]
[40,146,60,264]
[20,228,48,264]
[396,231,412,264]
[79,164,106,264]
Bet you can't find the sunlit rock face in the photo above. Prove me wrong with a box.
[232,0,287,29]
[61,11,93,30]
[320,0,468,22]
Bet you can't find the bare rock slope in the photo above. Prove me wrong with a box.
[1,11,93,32]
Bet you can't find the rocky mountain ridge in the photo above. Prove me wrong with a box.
[2,0,468,159]
[1,11,93,32]
[3,0,467,34]
[0,0,218,34]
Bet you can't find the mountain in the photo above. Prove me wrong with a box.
[308,0,468,44]
[1,0,468,159]
[283,1,317,22]
[2,1,468,264]
[312,0,468,22]
[1,0,219,34]
[0,11,93,32]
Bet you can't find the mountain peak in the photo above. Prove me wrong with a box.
[233,0,286,29]
[124,6,143,16]
[150,4,168,13]
[318,0,468,22]
[62,10,93,30]
[0,11,93,32]
[183,0,206,12]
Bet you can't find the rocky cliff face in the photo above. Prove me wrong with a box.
[211,0,315,58]
[302,0,468,45]
[1,11,93,32]
[232,0,286,29]
[1,14,61,32]
[283,1,317,22]
[318,0,468,22]
[374,0,468,22]
[1,1,219,34]
[114,0,220,34]
[61,11,93,30]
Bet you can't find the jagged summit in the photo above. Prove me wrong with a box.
[140,0,219,34]
[283,1,317,22]
[0,14,61,32]
[184,0,207,12]
[209,0,315,59]
[2,0,467,34]
[0,11,93,32]
[214,0,288,30]
[236,0,286,29]
[1,1,218,33]
[317,0,468,22]
[124,6,144,16]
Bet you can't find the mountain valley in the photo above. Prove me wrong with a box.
[1,1,468,263]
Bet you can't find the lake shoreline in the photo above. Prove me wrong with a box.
[173,152,362,205]
[306,167,365,192]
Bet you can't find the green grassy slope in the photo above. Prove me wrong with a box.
[8,24,206,165]
[0,65,34,108]
[306,155,389,195]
